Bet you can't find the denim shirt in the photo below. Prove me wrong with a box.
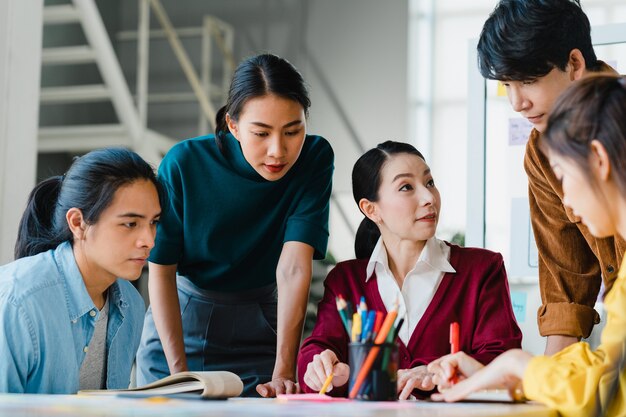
[0,241,145,393]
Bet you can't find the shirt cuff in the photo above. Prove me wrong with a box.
[284,219,329,260]
[148,240,182,265]
[537,302,600,339]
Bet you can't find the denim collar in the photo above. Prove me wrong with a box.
[53,241,127,322]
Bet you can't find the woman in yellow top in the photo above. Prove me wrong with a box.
[428,74,626,417]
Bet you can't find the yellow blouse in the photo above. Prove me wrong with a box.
[523,254,626,417]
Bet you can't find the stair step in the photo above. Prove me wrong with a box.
[40,84,111,104]
[137,88,226,104]
[38,124,131,152]
[42,46,96,65]
[43,5,80,25]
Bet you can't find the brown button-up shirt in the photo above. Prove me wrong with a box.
[525,128,625,339]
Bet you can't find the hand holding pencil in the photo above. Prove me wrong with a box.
[302,349,350,394]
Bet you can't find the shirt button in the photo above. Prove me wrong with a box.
[607,265,615,274]
[83,346,89,353]
[71,319,77,324]
[89,310,97,317]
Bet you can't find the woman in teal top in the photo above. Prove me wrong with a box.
[136,53,334,397]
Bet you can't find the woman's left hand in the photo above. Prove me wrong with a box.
[397,365,436,399]
[256,377,300,397]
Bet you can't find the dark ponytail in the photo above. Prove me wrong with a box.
[214,53,310,152]
[354,218,381,260]
[352,141,425,259]
[14,147,164,259]
[15,177,66,259]
[215,105,229,138]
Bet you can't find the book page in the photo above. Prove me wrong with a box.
[78,371,243,398]
[462,389,519,403]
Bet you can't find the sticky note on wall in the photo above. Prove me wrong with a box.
[510,291,527,323]
[509,117,534,146]
[497,81,507,97]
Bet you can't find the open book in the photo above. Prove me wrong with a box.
[78,371,243,399]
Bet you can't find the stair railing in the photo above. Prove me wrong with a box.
[136,0,235,137]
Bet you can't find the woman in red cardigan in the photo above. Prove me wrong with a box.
[297,141,522,399]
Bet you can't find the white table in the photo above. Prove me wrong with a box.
[0,394,558,417]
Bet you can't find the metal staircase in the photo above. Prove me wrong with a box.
[40,0,173,165]
[39,0,233,166]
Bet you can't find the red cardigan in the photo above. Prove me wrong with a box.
[297,243,522,396]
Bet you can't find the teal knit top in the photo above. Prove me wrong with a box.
[149,132,334,291]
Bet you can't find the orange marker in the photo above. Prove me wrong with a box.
[450,322,460,384]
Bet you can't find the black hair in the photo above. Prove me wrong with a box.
[352,141,425,259]
[543,75,626,195]
[477,0,600,81]
[14,147,164,259]
[214,53,311,152]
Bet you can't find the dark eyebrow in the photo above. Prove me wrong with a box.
[117,212,162,219]
[392,173,413,182]
[251,120,303,129]
[392,168,431,183]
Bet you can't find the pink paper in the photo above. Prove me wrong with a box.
[277,393,351,402]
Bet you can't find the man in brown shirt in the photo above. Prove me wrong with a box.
[478,0,624,355]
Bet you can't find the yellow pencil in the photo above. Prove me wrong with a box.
[319,373,334,395]
[351,312,362,342]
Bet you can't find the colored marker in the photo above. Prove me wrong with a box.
[351,312,362,343]
[450,322,460,384]
[358,296,368,332]
[336,295,351,335]
[381,318,404,372]
[372,311,384,339]
[361,310,376,342]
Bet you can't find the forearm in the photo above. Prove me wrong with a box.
[148,262,187,374]
[544,335,579,356]
[274,260,312,379]
[506,349,533,379]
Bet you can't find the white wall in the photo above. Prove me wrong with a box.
[0,0,43,263]
[303,0,409,261]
